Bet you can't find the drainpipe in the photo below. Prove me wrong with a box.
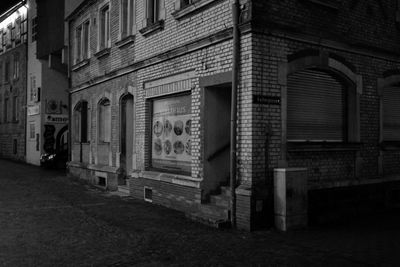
[67,20,72,164]
[230,0,240,228]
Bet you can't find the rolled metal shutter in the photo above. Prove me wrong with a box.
[383,87,400,141]
[287,69,345,141]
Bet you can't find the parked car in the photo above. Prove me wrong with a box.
[40,149,68,169]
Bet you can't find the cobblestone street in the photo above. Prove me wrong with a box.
[0,159,399,266]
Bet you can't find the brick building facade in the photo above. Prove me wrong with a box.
[0,2,28,162]
[67,0,400,230]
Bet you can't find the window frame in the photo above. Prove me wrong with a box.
[148,93,192,175]
[73,101,89,143]
[286,68,349,143]
[12,95,18,122]
[98,98,111,143]
[119,0,137,40]
[98,3,111,51]
[381,86,400,143]
[74,19,91,64]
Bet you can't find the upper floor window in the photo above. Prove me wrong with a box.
[0,31,3,52]
[98,98,111,143]
[145,0,165,25]
[5,24,12,48]
[13,53,20,80]
[120,0,136,39]
[382,86,400,141]
[5,60,10,83]
[31,17,37,43]
[99,4,111,50]
[14,17,21,44]
[75,20,90,63]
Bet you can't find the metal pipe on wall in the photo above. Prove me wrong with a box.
[230,0,240,228]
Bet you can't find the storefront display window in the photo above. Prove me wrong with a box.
[151,94,191,174]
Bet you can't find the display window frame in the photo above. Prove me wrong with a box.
[148,92,192,176]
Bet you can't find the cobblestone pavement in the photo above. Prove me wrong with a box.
[0,159,399,266]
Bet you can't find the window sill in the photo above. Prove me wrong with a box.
[287,141,361,152]
[172,0,218,20]
[116,35,135,49]
[301,0,340,10]
[139,20,164,36]
[381,141,400,151]
[71,59,90,72]
[94,48,111,59]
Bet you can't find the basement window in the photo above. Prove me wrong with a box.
[98,176,107,187]
[144,187,153,202]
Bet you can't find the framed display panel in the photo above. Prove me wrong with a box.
[151,94,191,174]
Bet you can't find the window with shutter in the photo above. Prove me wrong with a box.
[382,87,400,141]
[287,69,346,142]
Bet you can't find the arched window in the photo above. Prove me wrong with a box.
[287,68,352,142]
[73,101,88,143]
[382,86,400,141]
[98,98,111,143]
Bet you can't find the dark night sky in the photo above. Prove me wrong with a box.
[0,0,21,15]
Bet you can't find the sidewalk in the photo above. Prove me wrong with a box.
[0,159,399,266]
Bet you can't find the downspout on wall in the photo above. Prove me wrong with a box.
[230,0,240,228]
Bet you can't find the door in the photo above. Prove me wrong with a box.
[120,94,134,183]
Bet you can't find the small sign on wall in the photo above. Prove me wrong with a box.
[45,114,68,124]
[253,95,281,105]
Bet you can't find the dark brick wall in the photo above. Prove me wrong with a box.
[252,0,400,54]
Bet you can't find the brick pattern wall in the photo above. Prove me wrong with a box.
[252,0,400,53]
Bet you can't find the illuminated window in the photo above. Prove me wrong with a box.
[99,5,110,50]
[120,0,136,38]
[98,98,111,143]
[75,20,90,63]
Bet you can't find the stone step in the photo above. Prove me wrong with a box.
[220,186,232,196]
[210,194,230,208]
[199,203,229,218]
[186,212,231,229]
[117,185,130,195]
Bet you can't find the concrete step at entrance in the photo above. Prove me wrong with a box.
[210,194,230,208]
[220,186,231,197]
[117,185,130,196]
[186,211,231,229]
